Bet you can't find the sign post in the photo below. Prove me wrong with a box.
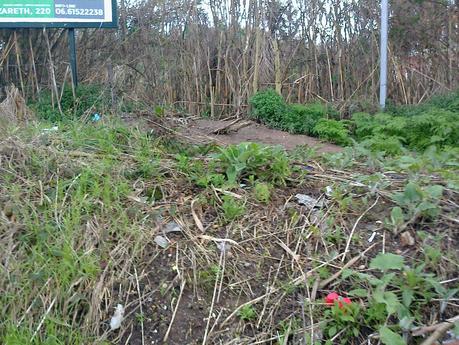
[380,0,389,110]
[68,27,78,88]
[0,0,117,89]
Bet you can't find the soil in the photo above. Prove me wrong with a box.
[180,119,342,153]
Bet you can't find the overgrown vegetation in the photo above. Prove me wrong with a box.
[249,88,336,136]
[29,84,109,122]
[1,107,458,344]
[250,88,459,155]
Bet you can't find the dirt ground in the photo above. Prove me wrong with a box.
[179,119,342,153]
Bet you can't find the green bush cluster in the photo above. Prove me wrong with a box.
[352,108,459,153]
[250,88,459,155]
[249,89,334,135]
[29,84,108,122]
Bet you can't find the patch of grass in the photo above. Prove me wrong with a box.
[1,111,457,345]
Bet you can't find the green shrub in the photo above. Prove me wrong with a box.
[249,89,332,136]
[313,119,351,146]
[351,107,459,154]
[404,109,459,150]
[283,103,327,134]
[30,84,108,122]
[249,89,287,127]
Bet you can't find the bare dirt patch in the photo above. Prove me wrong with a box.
[180,119,342,153]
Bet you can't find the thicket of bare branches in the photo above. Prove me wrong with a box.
[0,0,458,116]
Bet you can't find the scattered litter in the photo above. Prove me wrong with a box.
[91,113,102,122]
[302,165,314,171]
[295,194,325,209]
[154,235,169,249]
[400,231,415,247]
[368,232,377,243]
[325,186,333,197]
[164,221,182,234]
[42,126,59,132]
[217,241,232,253]
[127,195,148,204]
[110,304,125,331]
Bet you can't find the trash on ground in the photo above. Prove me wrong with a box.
[110,304,125,331]
[368,232,377,243]
[164,221,182,234]
[154,235,170,249]
[400,231,415,246]
[91,113,102,122]
[42,126,59,132]
[217,241,232,253]
[295,194,325,209]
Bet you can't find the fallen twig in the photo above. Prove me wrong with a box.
[412,315,459,338]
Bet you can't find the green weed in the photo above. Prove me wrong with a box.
[220,195,246,222]
[213,142,291,186]
[313,119,351,145]
[252,182,271,203]
[238,305,257,321]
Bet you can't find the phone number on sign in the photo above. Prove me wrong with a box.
[55,8,104,16]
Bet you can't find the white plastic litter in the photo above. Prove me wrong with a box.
[368,232,377,243]
[42,126,59,132]
[217,242,232,253]
[110,304,125,331]
[295,194,325,209]
[154,235,169,249]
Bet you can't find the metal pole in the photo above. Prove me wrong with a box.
[68,28,78,89]
[379,0,389,109]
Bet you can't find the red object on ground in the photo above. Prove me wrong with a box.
[325,292,340,305]
[325,292,352,309]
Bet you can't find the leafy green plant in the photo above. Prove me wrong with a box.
[323,298,362,344]
[238,305,257,321]
[221,195,246,222]
[213,143,291,186]
[323,252,455,344]
[350,96,459,154]
[360,134,404,156]
[313,119,351,145]
[249,89,287,127]
[253,182,271,203]
[249,89,338,136]
[392,182,444,219]
[282,103,327,134]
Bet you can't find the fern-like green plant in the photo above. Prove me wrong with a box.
[313,119,351,146]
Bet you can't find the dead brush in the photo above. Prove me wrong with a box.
[0,85,35,126]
